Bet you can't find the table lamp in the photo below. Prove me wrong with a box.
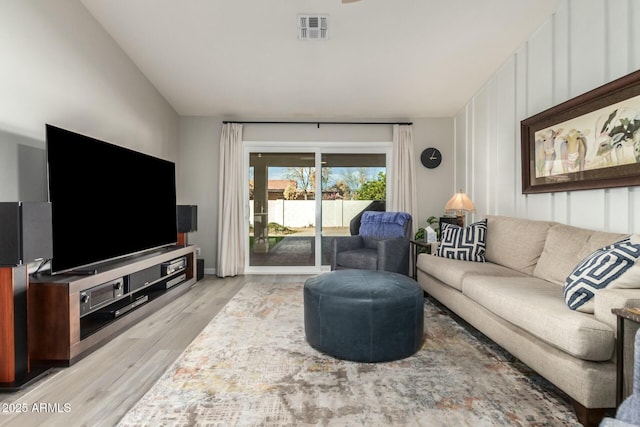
[444,190,476,227]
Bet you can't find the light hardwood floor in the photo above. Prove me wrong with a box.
[0,274,307,427]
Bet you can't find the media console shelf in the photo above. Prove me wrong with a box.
[28,245,196,366]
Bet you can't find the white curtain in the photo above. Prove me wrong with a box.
[217,123,244,277]
[391,124,418,234]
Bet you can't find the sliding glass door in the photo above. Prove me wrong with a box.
[249,152,316,268]
[245,143,390,273]
[320,153,387,266]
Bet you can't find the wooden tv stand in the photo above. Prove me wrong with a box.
[28,245,197,366]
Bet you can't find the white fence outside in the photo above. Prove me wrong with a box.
[249,200,374,228]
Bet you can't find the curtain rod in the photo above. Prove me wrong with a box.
[222,121,412,128]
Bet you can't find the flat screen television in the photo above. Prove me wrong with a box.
[46,124,177,274]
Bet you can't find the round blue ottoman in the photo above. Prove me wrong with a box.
[303,269,424,362]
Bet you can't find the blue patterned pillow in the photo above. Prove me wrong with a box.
[564,236,640,313]
[436,219,487,262]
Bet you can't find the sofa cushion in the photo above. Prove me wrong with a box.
[416,254,526,292]
[533,223,627,286]
[594,288,640,333]
[462,275,615,361]
[484,215,554,275]
[564,236,640,313]
[436,219,487,262]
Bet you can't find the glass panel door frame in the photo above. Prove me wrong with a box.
[243,141,392,275]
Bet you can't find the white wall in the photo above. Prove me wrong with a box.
[412,118,455,228]
[0,0,179,202]
[177,117,222,274]
[455,0,640,234]
[179,117,454,273]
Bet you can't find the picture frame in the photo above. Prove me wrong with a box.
[521,69,640,194]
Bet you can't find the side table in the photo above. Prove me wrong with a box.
[612,307,640,406]
[410,239,434,280]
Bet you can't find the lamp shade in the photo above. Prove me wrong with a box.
[445,191,476,213]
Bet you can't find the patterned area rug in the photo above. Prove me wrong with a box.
[118,282,580,426]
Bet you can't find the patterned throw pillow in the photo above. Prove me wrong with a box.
[436,219,487,262]
[564,236,640,313]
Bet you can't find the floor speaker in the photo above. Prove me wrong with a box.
[197,258,204,281]
[0,202,52,266]
[177,205,198,233]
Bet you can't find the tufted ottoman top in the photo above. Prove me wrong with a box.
[304,269,422,300]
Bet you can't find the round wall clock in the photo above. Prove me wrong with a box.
[420,147,442,169]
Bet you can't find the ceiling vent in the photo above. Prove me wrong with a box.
[298,15,329,40]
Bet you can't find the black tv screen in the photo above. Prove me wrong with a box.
[46,124,177,274]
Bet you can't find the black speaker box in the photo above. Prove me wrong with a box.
[197,258,204,281]
[177,205,198,233]
[0,202,52,266]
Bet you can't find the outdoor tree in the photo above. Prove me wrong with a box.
[319,167,331,188]
[336,180,351,198]
[356,171,386,200]
[286,167,331,199]
[322,179,351,199]
[286,167,313,199]
[341,168,368,197]
[283,182,298,200]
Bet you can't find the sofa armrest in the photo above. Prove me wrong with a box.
[594,289,640,333]
[330,236,364,270]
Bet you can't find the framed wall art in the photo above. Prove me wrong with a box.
[521,69,640,194]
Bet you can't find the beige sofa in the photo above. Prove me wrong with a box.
[416,215,640,426]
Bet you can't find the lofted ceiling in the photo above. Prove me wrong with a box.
[80,0,560,119]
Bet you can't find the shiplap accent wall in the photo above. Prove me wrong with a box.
[454,0,640,234]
